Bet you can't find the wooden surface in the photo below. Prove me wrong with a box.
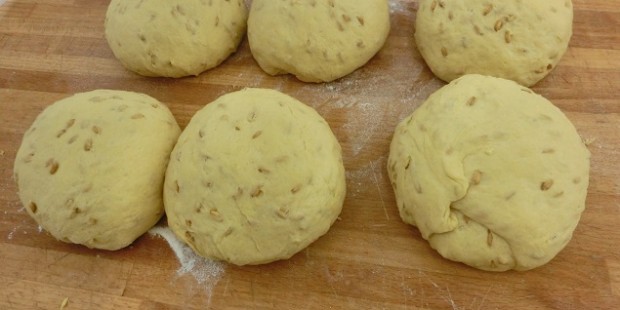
[1,0,619,309]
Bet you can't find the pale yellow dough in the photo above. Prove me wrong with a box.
[164,88,346,265]
[248,0,390,82]
[14,90,181,250]
[415,0,573,87]
[388,74,590,271]
[105,0,247,77]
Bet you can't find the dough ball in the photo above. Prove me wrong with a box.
[14,90,181,250]
[387,74,590,271]
[414,0,573,87]
[105,0,247,78]
[164,88,346,265]
[247,0,390,82]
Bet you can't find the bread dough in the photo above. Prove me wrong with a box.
[105,0,247,77]
[164,88,346,265]
[414,0,573,87]
[14,90,181,250]
[387,74,590,271]
[247,0,390,82]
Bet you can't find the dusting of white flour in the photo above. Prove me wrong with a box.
[389,0,407,14]
[7,227,16,240]
[149,226,225,298]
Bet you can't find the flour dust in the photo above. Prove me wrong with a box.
[149,226,225,299]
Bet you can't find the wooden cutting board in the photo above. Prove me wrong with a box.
[1,0,619,309]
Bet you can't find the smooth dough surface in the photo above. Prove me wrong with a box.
[164,88,346,265]
[105,0,247,77]
[414,0,573,86]
[14,90,181,250]
[387,74,590,271]
[248,0,390,82]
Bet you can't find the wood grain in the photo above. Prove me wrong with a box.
[1,0,619,309]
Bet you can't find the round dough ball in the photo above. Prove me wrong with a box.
[14,90,181,250]
[248,0,390,83]
[105,0,247,78]
[164,88,346,265]
[414,0,573,87]
[387,74,590,271]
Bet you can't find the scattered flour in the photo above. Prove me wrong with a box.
[6,224,45,240]
[7,227,17,240]
[0,0,6,7]
[342,101,383,156]
[149,226,225,298]
[389,0,407,14]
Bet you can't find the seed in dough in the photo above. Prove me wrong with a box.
[164,88,346,265]
[387,74,590,271]
[14,90,181,250]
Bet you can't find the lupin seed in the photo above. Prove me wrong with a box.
[471,170,482,185]
[540,180,554,191]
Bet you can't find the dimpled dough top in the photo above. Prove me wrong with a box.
[387,75,590,271]
[247,0,390,83]
[14,90,181,250]
[415,0,573,87]
[105,0,247,78]
[164,88,346,266]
